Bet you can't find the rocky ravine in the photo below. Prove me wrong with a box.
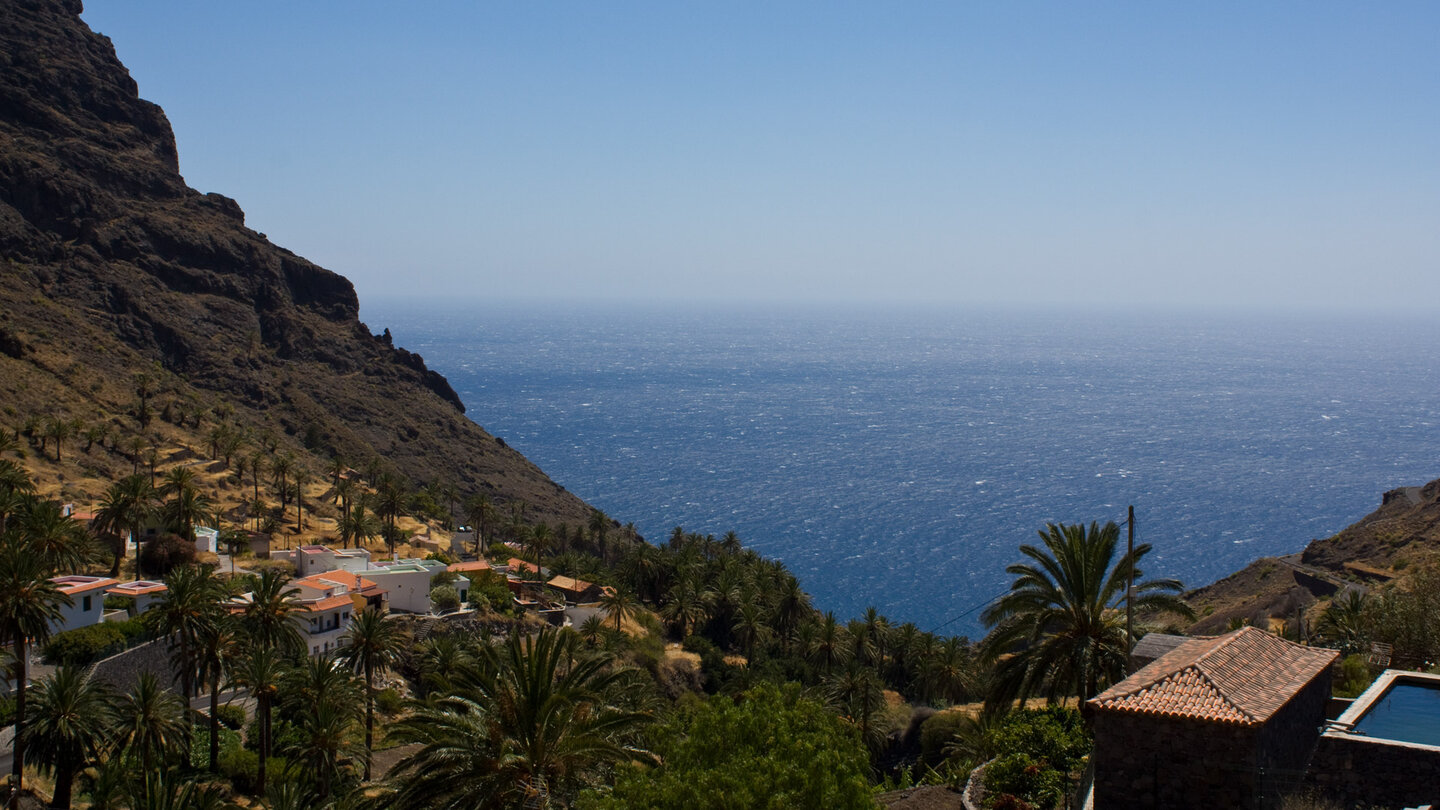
[0,0,593,527]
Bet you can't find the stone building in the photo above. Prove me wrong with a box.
[1087,626,1337,809]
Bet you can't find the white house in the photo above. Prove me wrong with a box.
[193,526,219,554]
[106,580,168,615]
[289,573,359,657]
[49,576,119,634]
[361,559,468,614]
[295,545,372,576]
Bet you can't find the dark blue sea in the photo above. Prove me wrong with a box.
[367,302,1440,638]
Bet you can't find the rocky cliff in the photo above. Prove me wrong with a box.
[1185,477,1440,634]
[0,0,592,527]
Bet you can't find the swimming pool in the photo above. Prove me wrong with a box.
[1351,679,1440,746]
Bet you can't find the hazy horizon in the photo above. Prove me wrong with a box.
[82,2,1439,313]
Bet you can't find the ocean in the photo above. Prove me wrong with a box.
[366,302,1440,638]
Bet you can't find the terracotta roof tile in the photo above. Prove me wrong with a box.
[302,594,355,612]
[1088,626,1339,725]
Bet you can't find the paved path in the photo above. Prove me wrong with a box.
[1276,553,1367,597]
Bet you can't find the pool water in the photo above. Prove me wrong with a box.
[1352,682,1440,747]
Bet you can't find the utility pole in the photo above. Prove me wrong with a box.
[1126,504,1136,668]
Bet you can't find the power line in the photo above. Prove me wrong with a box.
[926,588,1009,636]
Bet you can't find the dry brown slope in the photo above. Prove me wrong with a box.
[0,0,591,528]
[1185,478,1440,634]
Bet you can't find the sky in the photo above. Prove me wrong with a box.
[81,2,1439,311]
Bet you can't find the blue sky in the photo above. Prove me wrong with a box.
[82,2,1439,310]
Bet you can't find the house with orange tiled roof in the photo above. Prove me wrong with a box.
[290,572,371,656]
[505,558,547,580]
[547,574,604,604]
[298,570,388,614]
[49,575,119,634]
[1087,626,1338,809]
[448,559,491,575]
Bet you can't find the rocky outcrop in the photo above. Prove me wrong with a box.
[0,0,591,526]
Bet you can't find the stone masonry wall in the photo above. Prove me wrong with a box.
[1306,734,1440,809]
[1092,712,1260,809]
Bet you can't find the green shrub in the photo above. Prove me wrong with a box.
[216,704,247,730]
[103,594,134,613]
[374,687,404,716]
[0,695,14,726]
[43,622,126,666]
[430,584,460,613]
[978,708,1090,810]
[220,747,259,794]
[189,722,243,769]
[919,711,970,767]
[138,532,198,577]
[468,570,514,614]
[1334,654,1376,698]
[987,707,1090,775]
[985,752,1065,809]
[112,615,149,643]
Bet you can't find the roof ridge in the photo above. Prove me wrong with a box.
[1185,661,1259,724]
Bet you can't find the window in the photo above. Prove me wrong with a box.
[83,595,92,612]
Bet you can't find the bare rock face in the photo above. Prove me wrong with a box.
[0,0,592,527]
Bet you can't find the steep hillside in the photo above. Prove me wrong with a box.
[0,0,592,527]
[1185,478,1440,634]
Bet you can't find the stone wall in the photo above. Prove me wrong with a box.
[1306,734,1440,809]
[1092,712,1261,809]
[1255,668,1333,796]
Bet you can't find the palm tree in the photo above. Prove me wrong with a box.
[732,599,772,659]
[806,611,852,675]
[1316,590,1369,656]
[374,476,407,558]
[980,520,1194,706]
[161,485,213,547]
[195,615,240,773]
[284,699,356,803]
[465,494,495,557]
[110,672,189,774]
[94,475,156,578]
[280,657,361,800]
[229,644,284,796]
[824,662,886,752]
[294,468,311,531]
[240,568,304,655]
[380,627,654,808]
[158,466,198,500]
[0,536,70,808]
[771,575,812,642]
[144,564,224,701]
[661,578,709,638]
[43,417,74,463]
[600,587,640,633]
[337,607,405,780]
[923,636,976,704]
[527,523,554,569]
[17,499,98,574]
[22,666,115,809]
[338,500,380,549]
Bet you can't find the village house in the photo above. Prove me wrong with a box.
[287,575,358,656]
[290,544,373,576]
[1087,626,1337,809]
[362,559,469,614]
[546,574,607,604]
[105,579,168,616]
[49,575,119,634]
[295,570,387,613]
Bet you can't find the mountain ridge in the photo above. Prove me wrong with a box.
[0,0,593,528]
